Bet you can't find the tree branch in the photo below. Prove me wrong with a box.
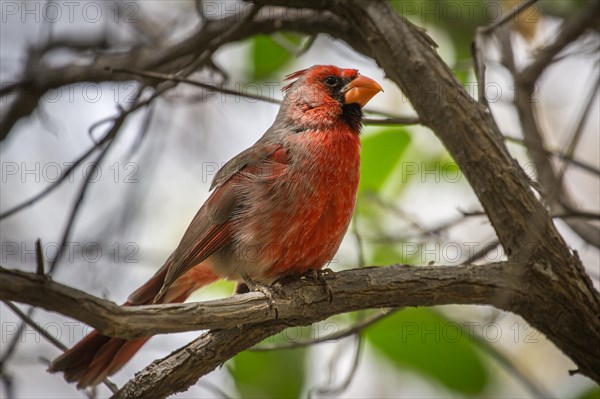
[495,1,600,248]
[1,262,525,340]
[518,0,600,85]
[3,256,598,397]
[2,301,119,394]
[1,7,360,141]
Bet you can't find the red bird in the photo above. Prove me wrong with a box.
[49,65,382,388]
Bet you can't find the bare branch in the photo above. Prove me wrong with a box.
[0,136,107,220]
[495,5,600,249]
[362,116,420,125]
[519,0,600,85]
[250,309,397,351]
[552,71,600,201]
[469,328,551,399]
[308,334,362,397]
[0,263,527,340]
[3,255,599,394]
[0,7,361,141]
[110,259,598,398]
[504,135,600,177]
[48,132,119,272]
[2,301,119,394]
[112,323,287,399]
[473,0,539,105]
[111,67,420,126]
[481,0,540,34]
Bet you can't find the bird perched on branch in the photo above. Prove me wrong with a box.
[49,65,383,388]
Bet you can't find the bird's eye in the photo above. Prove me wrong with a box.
[324,76,338,86]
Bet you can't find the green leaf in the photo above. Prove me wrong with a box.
[251,34,299,80]
[359,128,411,194]
[454,68,469,85]
[371,244,404,266]
[366,307,489,394]
[372,243,424,266]
[576,386,600,399]
[231,346,306,398]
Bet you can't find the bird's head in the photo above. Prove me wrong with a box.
[278,65,383,133]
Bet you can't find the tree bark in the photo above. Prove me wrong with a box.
[0,262,527,340]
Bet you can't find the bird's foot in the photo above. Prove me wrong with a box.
[305,268,335,303]
[241,274,280,319]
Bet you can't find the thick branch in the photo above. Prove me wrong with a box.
[3,259,599,396]
[113,260,598,398]
[1,263,523,340]
[113,324,287,399]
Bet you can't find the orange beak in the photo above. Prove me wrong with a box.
[344,74,383,108]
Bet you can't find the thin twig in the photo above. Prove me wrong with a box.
[495,4,600,249]
[48,124,121,273]
[2,301,119,394]
[196,380,232,399]
[4,301,67,350]
[35,239,45,276]
[481,0,540,34]
[552,69,600,201]
[504,135,600,176]
[111,67,420,126]
[362,116,420,125]
[519,0,600,84]
[462,240,501,264]
[250,309,397,351]
[308,335,363,398]
[0,135,109,220]
[473,0,540,105]
[0,307,34,365]
[553,211,600,220]
[111,67,280,104]
[297,35,318,56]
[352,208,366,268]
[472,30,489,106]
[459,209,600,221]
[365,194,484,244]
[126,100,156,158]
[470,330,551,399]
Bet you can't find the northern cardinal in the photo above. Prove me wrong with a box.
[49,65,382,388]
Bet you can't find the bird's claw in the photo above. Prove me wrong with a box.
[242,275,279,319]
[306,268,335,303]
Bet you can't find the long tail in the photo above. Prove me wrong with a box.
[49,259,219,388]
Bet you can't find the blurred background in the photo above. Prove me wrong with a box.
[1,0,598,398]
